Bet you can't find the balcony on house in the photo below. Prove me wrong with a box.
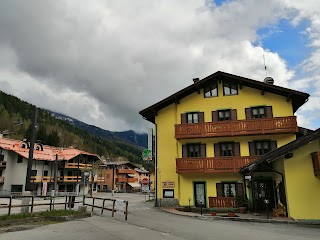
[64,163,93,169]
[176,156,258,174]
[0,176,4,184]
[30,176,54,182]
[117,169,136,174]
[116,177,139,183]
[175,116,298,139]
[58,176,82,182]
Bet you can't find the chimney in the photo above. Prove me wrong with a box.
[193,78,200,83]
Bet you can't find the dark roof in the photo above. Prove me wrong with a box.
[240,128,320,174]
[139,71,310,123]
[297,127,314,138]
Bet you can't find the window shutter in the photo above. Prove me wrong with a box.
[198,112,204,123]
[234,142,240,156]
[245,108,252,119]
[270,141,277,150]
[236,183,244,197]
[231,109,237,120]
[200,144,206,157]
[212,111,218,122]
[216,183,223,197]
[181,113,187,124]
[249,142,255,156]
[214,143,220,157]
[266,106,273,118]
[182,145,187,158]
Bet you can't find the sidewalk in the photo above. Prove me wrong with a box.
[160,207,320,225]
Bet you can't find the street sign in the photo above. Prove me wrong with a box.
[142,149,152,161]
[142,178,148,186]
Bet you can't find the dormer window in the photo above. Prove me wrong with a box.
[20,142,28,149]
[223,82,238,96]
[204,83,218,98]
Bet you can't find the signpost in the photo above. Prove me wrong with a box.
[142,149,152,161]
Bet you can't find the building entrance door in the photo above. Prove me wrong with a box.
[194,182,206,207]
[253,178,275,212]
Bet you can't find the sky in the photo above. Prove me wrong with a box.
[0,0,319,133]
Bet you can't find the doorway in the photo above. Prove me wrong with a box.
[194,182,206,207]
[253,178,275,212]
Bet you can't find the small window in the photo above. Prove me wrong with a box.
[17,155,23,163]
[45,161,49,165]
[223,82,238,96]
[218,110,231,121]
[255,141,271,155]
[11,185,23,193]
[0,170,2,176]
[163,189,174,198]
[220,143,234,156]
[187,112,199,123]
[31,170,37,176]
[204,83,218,98]
[43,170,48,176]
[187,144,201,157]
[251,106,265,118]
[222,182,236,197]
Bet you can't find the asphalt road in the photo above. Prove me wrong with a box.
[1,193,320,240]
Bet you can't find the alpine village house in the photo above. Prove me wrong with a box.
[139,71,320,221]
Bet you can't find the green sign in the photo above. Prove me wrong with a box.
[142,149,152,161]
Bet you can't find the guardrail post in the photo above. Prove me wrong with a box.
[65,196,68,210]
[101,199,106,215]
[83,195,85,206]
[8,196,12,216]
[125,201,128,221]
[50,196,52,211]
[112,200,115,217]
[31,196,34,213]
[92,197,95,213]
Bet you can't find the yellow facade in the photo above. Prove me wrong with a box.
[283,139,320,220]
[155,80,296,207]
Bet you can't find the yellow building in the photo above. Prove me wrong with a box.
[240,128,320,220]
[139,71,309,211]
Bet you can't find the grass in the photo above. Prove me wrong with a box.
[0,210,80,221]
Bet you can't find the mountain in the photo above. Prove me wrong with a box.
[49,112,148,149]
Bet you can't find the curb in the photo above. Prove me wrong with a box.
[160,208,320,226]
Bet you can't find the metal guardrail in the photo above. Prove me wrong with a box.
[83,196,128,221]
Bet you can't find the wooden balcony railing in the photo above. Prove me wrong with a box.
[117,169,136,174]
[176,156,258,174]
[116,177,139,183]
[0,161,6,168]
[64,163,93,169]
[31,176,54,182]
[58,176,82,182]
[209,197,236,208]
[96,177,106,182]
[0,176,4,184]
[175,116,298,139]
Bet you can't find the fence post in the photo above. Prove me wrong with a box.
[83,195,85,206]
[125,201,128,221]
[8,196,12,216]
[31,196,34,213]
[101,199,106,215]
[65,196,68,210]
[50,196,52,211]
[92,198,95,213]
[112,200,115,217]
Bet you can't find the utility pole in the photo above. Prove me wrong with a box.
[25,107,37,191]
[53,154,58,209]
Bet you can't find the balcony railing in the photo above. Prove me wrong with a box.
[0,176,4,184]
[117,169,136,174]
[208,197,236,208]
[116,177,139,183]
[175,116,298,139]
[0,161,6,168]
[176,156,258,174]
[64,163,93,169]
[30,176,54,182]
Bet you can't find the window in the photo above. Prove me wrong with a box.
[220,143,234,156]
[31,170,37,176]
[223,82,238,96]
[11,185,23,193]
[187,112,199,123]
[255,141,271,155]
[45,161,49,165]
[0,170,2,176]
[218,110,231,121]
[251,106,265,118]
[17,155,23,163]
[163,189,174,198]
[204,83,218,98]
[222,183,236,197]
[187,144,201,157]
[43,170,48,176]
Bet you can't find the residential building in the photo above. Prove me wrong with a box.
[139,71,309,209]
[0,136,101,195]
[240,128,320,220]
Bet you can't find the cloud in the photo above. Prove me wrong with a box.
[0,0,318,132]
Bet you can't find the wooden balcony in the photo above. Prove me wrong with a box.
[64,163,92,169]
[116,177,139,183]
[117,169,136,174]
[96,177,106,183]
[209,197,236,208]
[0,176,4,184]
[58,176,82,182]
[175,116,298,139]
[176,156,258,174]
[0,161,6,168]
[31,176,54,183]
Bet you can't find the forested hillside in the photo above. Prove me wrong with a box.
[0,91,153,170]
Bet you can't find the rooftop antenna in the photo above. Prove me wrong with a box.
[263,54,268,77]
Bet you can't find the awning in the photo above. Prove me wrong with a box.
[127,174,136,177]
[128,182,141,188]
